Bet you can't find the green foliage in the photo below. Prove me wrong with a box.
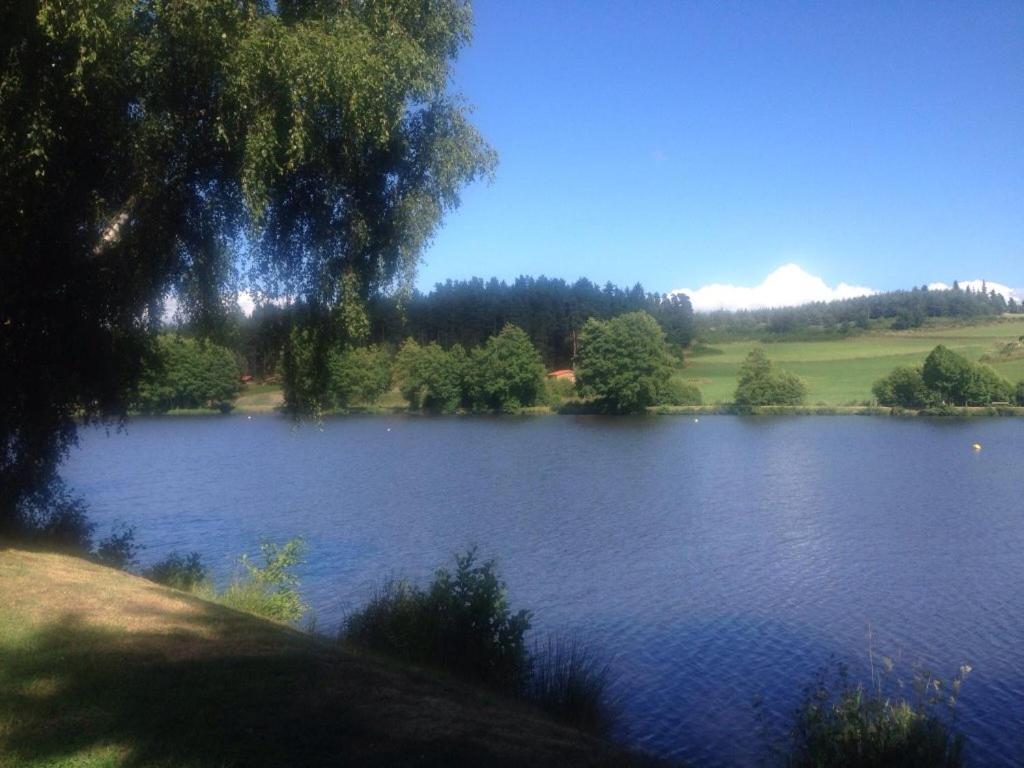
[328,345,392,407]
[343,548,532,691]
[658,377,703,406]
[698,284,1011,343]
[734,348,807,407]
[467,325,546,412]
[542,376,577,407]
[6,483,94,553]
[784,662,968,768]
[921,345,1013,405]
[871,367,933,408]
[575,312,673,413]
[93,522,141,571]
[1016,381,1024,405]
[967,363,1014,404]
[280,325,334,416]
[367,276,693,369]
[136,335,240,413]
[220,538,308,624]
[144,552,208,592]
[393,339,467,412]
[2,0,494,524]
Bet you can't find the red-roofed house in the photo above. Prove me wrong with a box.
[546,369,576,383]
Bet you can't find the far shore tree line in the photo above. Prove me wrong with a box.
[698,280,1022,340]
[135,319,1024,415]
[279,311,703,414]
[216,278,1024,385]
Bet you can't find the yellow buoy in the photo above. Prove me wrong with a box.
[972,443,982,451]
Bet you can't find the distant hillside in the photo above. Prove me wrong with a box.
[693,284,1019,342]
[683,317,1024,405]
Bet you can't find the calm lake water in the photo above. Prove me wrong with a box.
[62,415,1024,766]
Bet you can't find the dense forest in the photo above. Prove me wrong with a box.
[221,278,1020,380]
[230,277,695,377]
[370,276,696,367]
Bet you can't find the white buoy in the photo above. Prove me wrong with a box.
[972,443,982,451]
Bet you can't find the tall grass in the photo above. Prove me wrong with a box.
[528,635,617,736]
[782,656,969,768]
[219,538,308,623]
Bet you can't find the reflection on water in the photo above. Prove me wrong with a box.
[63,415,1024,766]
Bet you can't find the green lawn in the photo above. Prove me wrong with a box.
[683,317,1024,405]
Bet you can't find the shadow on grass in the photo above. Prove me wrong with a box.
[0,612,663,768]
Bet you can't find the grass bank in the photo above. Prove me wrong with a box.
[0,549,662,768]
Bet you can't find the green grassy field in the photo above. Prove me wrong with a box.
[683,317,1024,405]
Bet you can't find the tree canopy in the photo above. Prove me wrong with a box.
[466,324,546,412]
[872,345,1015,409]
[574,312,673,413]
[136,335,240,413]
[871,366,933,409]
[920,346,1013,406]
[393,339,467,413]
[1,0,494,526]
[733,348,807,407]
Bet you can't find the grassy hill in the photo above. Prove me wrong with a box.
[683,317,1024,405]
[0,549,659,768]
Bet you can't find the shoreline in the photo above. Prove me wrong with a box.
[141,403,1024,418]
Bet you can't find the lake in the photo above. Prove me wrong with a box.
[62,414,1024,766]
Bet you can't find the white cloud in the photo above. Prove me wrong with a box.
[159,290,278,324]
[673,263,876,313]
[927,280,1023,302]
[237,291,256,316]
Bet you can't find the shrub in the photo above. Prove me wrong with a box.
[342,550,619,734]
[220,538,308,623]
[94,522,141,570]
[575,311,673,413]
[872,367,933,409]
[734,348,807,407]
[466,325,546,412]
[921,345,1013,406]
[328,345,392,406]
[9,484,94,553]
[658,377,703,406]
[542,376,577,406]
[528,636,616,736]
[137,334,240,413]
[145,551,208,592]
[343,548,532,691]
[967,363,1014,404]
[393,339,468,412]
[783,662,968,768]
[1016,381,1024,405]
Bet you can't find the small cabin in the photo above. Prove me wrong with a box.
[546,369,576,383]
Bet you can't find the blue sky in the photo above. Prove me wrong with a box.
[417,0,1024,300]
